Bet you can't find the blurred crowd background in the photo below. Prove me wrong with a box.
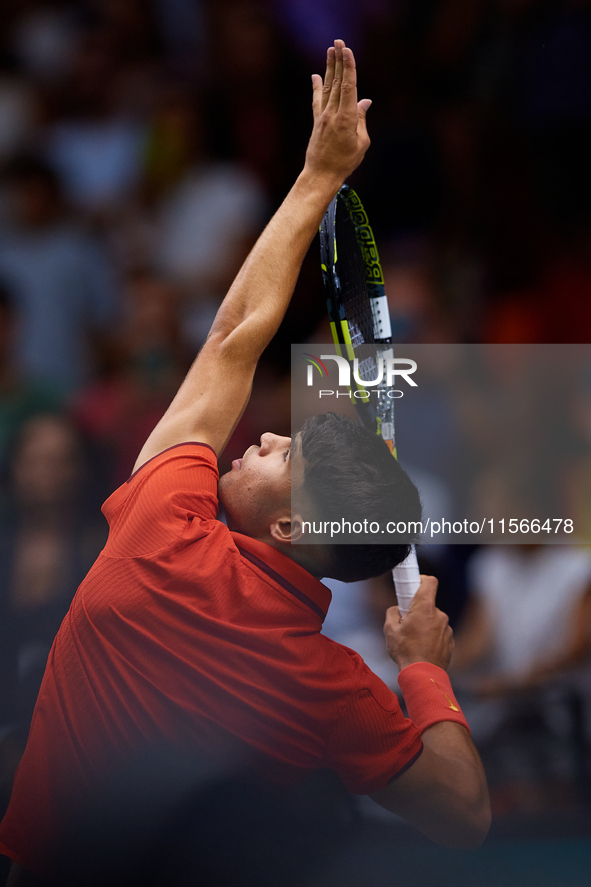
[2,0,591,866]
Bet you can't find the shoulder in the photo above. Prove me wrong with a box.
[125,441,218,484]
[101,443,220,556]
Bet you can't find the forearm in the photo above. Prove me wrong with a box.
[398,665,489,847]
[409,722,490,849]
[421,721,488,809]
[370,719,490,849]
[153,169,340,439]
[204,38,371,360]
[376,581,490,847]
[398,661,487,808]
[132,40,370,464]
[207,169,340,356]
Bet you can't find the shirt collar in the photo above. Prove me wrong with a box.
[231,532,332,623]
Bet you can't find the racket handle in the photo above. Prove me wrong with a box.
[393,547,420,618]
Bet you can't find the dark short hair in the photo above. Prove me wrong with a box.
[297,413,422,582]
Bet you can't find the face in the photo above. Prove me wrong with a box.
[218,432,303,539]
[13,416,83,507]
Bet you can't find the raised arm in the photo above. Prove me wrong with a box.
[369,578,491,849]
[133,40,371,472]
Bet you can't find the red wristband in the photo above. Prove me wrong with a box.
[397,662,470,734]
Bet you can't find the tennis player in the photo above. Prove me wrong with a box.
[0,41,490,885]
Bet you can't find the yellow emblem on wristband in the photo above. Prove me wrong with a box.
[430,679,460,712]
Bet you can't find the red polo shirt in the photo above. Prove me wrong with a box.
[0,443,422,876]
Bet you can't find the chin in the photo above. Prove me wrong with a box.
[217,471,232,507]
[217,474,238,529]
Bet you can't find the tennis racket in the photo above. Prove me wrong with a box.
[319,185,420,617]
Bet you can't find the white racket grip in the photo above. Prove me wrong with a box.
[393,546,420,618]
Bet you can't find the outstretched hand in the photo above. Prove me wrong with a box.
[383,576,455,672]
[304,39,371,187]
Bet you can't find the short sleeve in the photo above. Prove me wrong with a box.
[324,663,423,795]
[101,443,219,557]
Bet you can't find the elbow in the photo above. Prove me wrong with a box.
[474,798,493,846]
[443,815,490,850]
[439,794,491,850]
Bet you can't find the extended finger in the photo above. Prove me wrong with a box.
[321,46,336,113]
[311,74,323,118]
[338,44,358,118]
[326,39,345,113]
[356,98,372,146]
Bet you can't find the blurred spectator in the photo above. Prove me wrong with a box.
[71,270,190,487]
[42,23,149,214]
[484,231,591,343]
[0,156,118,398]
[451,544,591,804]
[151,91,268,345]
[0,413,107,813]
[46,110,146,215]
[454,545,591,695]
[0,281,59,480]
[206,0,318,202]
[151,0,207,73]
[143,86,200,200]
[8,0,80,83]
[0,58,36,165]
[382,254,459,343]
